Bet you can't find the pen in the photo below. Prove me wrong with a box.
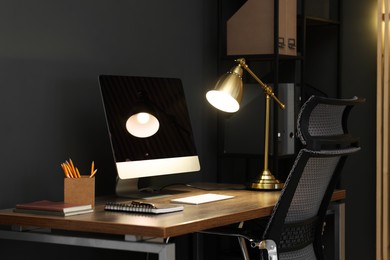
[131,201,155,207]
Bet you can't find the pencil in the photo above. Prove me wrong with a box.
[61,163,70,178]
[90,169,97,178]
[66,162,75,178]
[90,161,94,176]
[69,159,76,177]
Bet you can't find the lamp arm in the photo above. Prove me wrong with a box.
[236,58,285,110]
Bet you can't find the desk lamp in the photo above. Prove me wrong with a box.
[206,58,285,190]
[126,92,160,138]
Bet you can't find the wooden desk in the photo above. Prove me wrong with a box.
[0,186,346,259]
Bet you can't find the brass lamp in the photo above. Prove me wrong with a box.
[206,58,285,190]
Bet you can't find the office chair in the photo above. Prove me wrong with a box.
[200,95,365,260]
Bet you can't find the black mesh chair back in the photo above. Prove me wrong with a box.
[263,96,365,259]
[296,95,364,150]
[199,96,364,260]
[264,147,360,259]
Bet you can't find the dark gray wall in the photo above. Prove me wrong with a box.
[0,1,220,204]
[340,0,377,259]
[0,1,219,259]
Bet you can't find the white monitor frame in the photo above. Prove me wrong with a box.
[99,75,200,198]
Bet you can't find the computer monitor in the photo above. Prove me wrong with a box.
[99,75,201,198]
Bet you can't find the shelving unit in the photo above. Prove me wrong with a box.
[210,1,341,258]
[215,0,341,185]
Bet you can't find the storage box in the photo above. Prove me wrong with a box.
[64,177,95,207]
[227,0,297,56]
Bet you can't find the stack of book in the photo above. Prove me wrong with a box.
[14,200,93,216]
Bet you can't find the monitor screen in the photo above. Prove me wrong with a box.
[99,75,200,197]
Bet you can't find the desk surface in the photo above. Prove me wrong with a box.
[0,186,345,238]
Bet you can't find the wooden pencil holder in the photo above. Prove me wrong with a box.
[64,176,95,207]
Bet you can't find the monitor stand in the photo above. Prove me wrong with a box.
[115,178,175,200]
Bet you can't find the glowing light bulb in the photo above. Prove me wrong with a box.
[136,112,150,124]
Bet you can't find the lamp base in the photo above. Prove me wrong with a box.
[247,169,284,190]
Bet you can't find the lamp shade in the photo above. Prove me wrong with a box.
[126,111,160,138]
[126,100,160,138]
[206,65,244,113]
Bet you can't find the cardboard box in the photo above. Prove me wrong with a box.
[64,177,95,207]
[227,0,297,56]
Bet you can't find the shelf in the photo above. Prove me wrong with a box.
[306,16,340,26]
[222,54,304,62]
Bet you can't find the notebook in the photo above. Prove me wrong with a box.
[14,200,93,216]
[104,201,184,214]
[170,193,234,205]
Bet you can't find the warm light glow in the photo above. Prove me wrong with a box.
[136,112,151,124]
[126,112,160,138]
[206,90,240,113]
[206,65,243,113]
